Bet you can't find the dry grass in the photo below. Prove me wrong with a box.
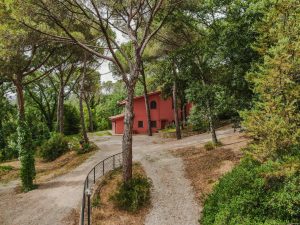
[91,163,150,225]
[0,149,97,184]
[172,133,249,203]
[63,208,80,225]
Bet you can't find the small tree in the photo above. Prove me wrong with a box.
[241,0,300,161]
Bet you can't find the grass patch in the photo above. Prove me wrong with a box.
[36,148,97,182]
[0,165,13,171]
[94,130,112,137]
[0,165,18,183]
[91,163,151,225]
[160,128,176,133]
[0,143,98,184]
[172,134,248,203]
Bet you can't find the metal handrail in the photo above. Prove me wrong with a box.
[80,152,123,225]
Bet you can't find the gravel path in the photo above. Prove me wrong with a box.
[0,135,122,225]
[0,127,235,225]
[134,128,235,225]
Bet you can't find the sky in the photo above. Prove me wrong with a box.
[99,60,115,82]
[98,29,128,83]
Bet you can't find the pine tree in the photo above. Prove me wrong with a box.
[242,0,300,160]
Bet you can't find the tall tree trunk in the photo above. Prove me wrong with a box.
[206,100,218,144]
[85,98,94,132]
[172,62,181,140]
[173,80,181,140]
[15,79,25,121]
[195,56,218,145]
[181,103,186,129]
[122,85,134,182]
[57,77,64,134]
[140,62,152,136]
[0,119,4,149]
[79,56,89,143]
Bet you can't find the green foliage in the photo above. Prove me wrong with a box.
[75,141,94,155]
[186,83,232,122]
[204,142,215,151]
[111,176,152,212]
[241,0,300,161]
[201,155,300,225]
[64,104,80,135]
[95,81,126,131]
[17,118,36,192]
[0,165,13,171]
[204,141,223,151]
[40,133,69,161]
[92,194,101,208]
[188,106,209,132]
[26,106,50,147]
[0,87,18,162]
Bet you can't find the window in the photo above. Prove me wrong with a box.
[138,121,144,128]
[150,100,157,109]
[151,121,157,128]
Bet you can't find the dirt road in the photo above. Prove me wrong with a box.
[0,127,236,225]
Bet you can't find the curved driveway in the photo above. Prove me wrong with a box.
[0,128,234,225]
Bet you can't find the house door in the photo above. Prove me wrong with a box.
[161,120,167,129]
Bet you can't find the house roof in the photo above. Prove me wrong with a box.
[109,114,124,121]
[118,90,161,105]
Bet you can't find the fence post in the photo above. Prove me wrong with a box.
[81,193,85,225]
[86,189,91,225]
[93,167,95,184]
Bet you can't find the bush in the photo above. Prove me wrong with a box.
[204,141,222,151]
[64,104,80,135]
[201,155,300,225]
[0,165,13,172]
[76,141,96,155]
[40,133,69,161]
[111,175,152,212]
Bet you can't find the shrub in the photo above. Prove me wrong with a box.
[0,165,13,172]
[92,194,101,207]
[64,104,80,135]
[201,155,300,225]
[111,175,152,212]
[17,119,36,192]
[76,141,95,155]
[204,141,222,151]
[40,133,69,161]
[187,107,209,132]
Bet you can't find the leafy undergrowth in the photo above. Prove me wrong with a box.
[91,163,151,225]
[204,141,223,151]
[0,146,97,184]
[201,152,300,225]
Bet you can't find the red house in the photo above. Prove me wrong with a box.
[109,91,192,134]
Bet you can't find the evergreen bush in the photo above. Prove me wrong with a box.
[204,141,222,151]
[17,119,36,192]
[111,176,152,212]
[201,154,300,225]
[64,104,80,135]
[40,133,69,161]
